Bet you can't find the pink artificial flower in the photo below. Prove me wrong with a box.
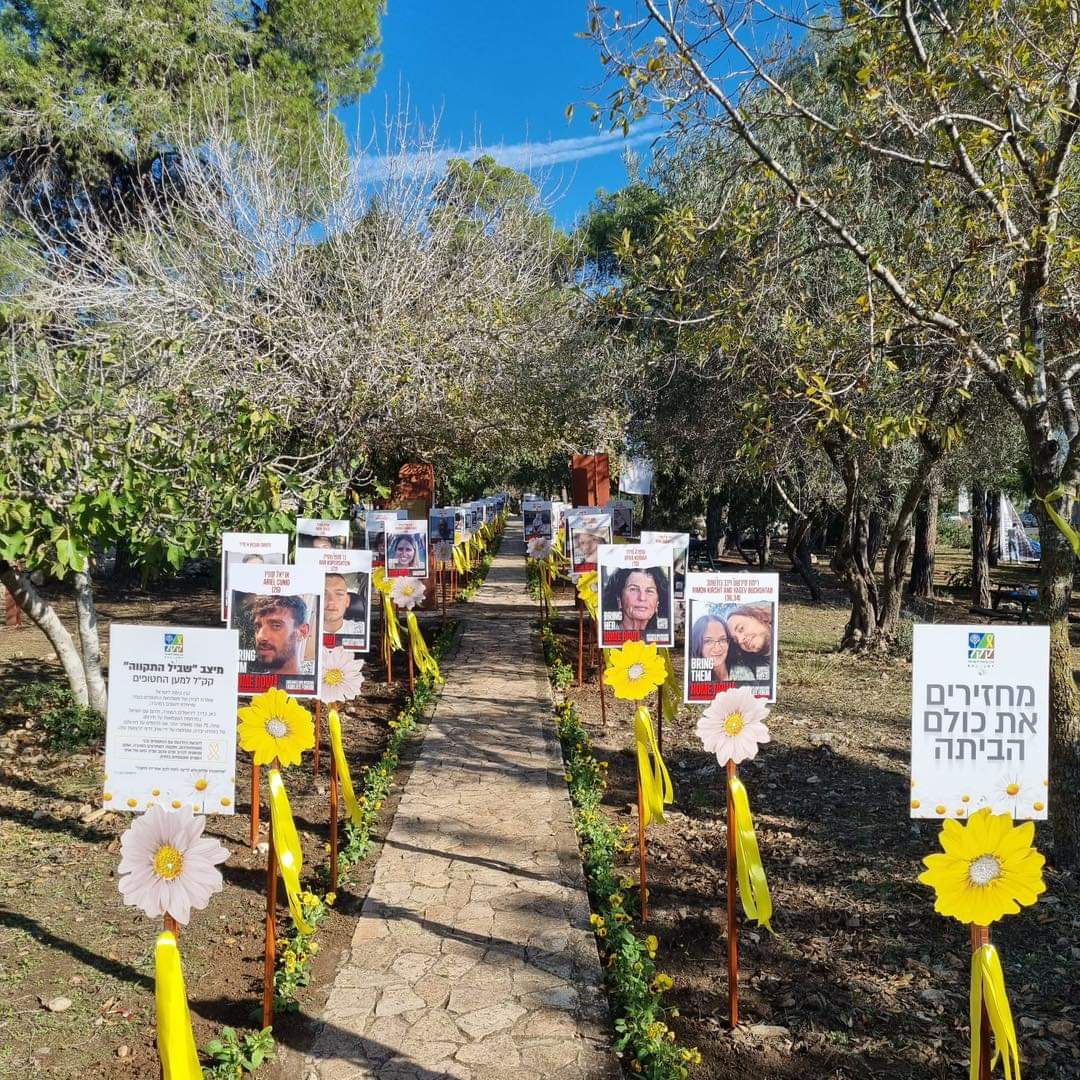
[320,646,366,703]
[117,804,229,925]
[389,577,425,610]
[696,686,771,766]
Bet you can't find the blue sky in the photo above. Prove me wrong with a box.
[335,2,657,229]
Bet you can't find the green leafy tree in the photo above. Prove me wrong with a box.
[0,0,385,221]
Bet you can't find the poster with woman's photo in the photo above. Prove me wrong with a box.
[220,532,290,622]
[386,519,429,578]
[296,518,351,551]
[597,543,675,649]
[683,572,779,704]
[228,565,323,697]
[364,510,403,568]
[523,499,553,541]
[295,548,373,653]
[430,509,456,564]
[569,511,613,576]
[640,531,690,600]
[605,499,635,539]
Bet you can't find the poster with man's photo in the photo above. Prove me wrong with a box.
[569,511,613,576]
[597,543,675,649]
[364,510,403,568]
[640,531,690,601]
[683,572,779,704]
[523,499,553,541]
[228,565,323,697]
[296,518,351,551]
[605,499,635,539]
[220,532,290,622]
[294,548,373,653]
[430,509,456,564]
[386,519,429,578]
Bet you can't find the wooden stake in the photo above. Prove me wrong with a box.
[598,656,608,726]
[971,924,992,1080]
[249,763,260,851]
[577,599,584,687]
[637,770,648,925]
[163,914,180,936]
[329,737,339,893]
[726,759,738,1029]
[313,700,321,778]
[261,757,280,1030]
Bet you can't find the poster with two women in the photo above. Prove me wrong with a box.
[683,572,779,703]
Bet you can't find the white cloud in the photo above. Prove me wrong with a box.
[353,118,665,184]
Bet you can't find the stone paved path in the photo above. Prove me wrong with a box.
[304,527,615,1080]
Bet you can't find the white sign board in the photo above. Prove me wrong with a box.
[641,531,690,600]
[104,625,239,814]
[911,625,1049,820]
[295,548,373,653]
[296,517,351,551]
[597,542,675,648]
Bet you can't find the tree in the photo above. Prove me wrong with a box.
[0,0,385,222]
[590,0,1080,865]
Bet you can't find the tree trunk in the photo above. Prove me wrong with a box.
[829,456,880,649]
[72,571,109,715]
[971,484,991,607]
[0,564,90,704]
[786,514,823,602]
[757,523,771,569]
[706,493,729,560]
[988,490,1001,567]
[909,482,940,598]
[1035,488,1080,867]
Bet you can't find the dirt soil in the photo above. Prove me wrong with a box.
[548,556,1080,1080]
[0,572,454,1079]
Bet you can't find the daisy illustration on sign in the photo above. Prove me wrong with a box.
[238,688,315,767]
[117,804,229,925]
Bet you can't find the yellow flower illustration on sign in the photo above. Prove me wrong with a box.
[237,688,315,767]
[605,640,666,701]
[918,807,1046,926]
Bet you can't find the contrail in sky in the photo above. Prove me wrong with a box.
[353,118,666,183]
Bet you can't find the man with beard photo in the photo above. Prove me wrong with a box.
[250,595,311,675]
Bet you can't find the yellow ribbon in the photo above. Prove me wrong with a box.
[1037,487,1080,559]
[660,648,681,722]
[971,944,1021,1080]
[728,775,775,933]
[268,769,313,935]
[633,706,673,827]
[383,599,402,652]
[452,544,467,574]
[406,611,444,684]
[327,709,362,827]
[155,932,201,1080]
[576,571,599,620]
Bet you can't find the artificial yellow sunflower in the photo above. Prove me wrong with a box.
[605,640,667,701]
[237,688,315,767]
[918,807,1046,926]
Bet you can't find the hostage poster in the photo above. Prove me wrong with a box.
[228,564,323,697]
[640,531,690,601]
[220,532,289,622]
[597,543,675,648]
[683,572,779,703]
[386,519,429,579]
[295,547,373,653]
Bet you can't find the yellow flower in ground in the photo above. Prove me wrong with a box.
[604,640,666,701]
[918,807,1046,926]
[237,688,315,767]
